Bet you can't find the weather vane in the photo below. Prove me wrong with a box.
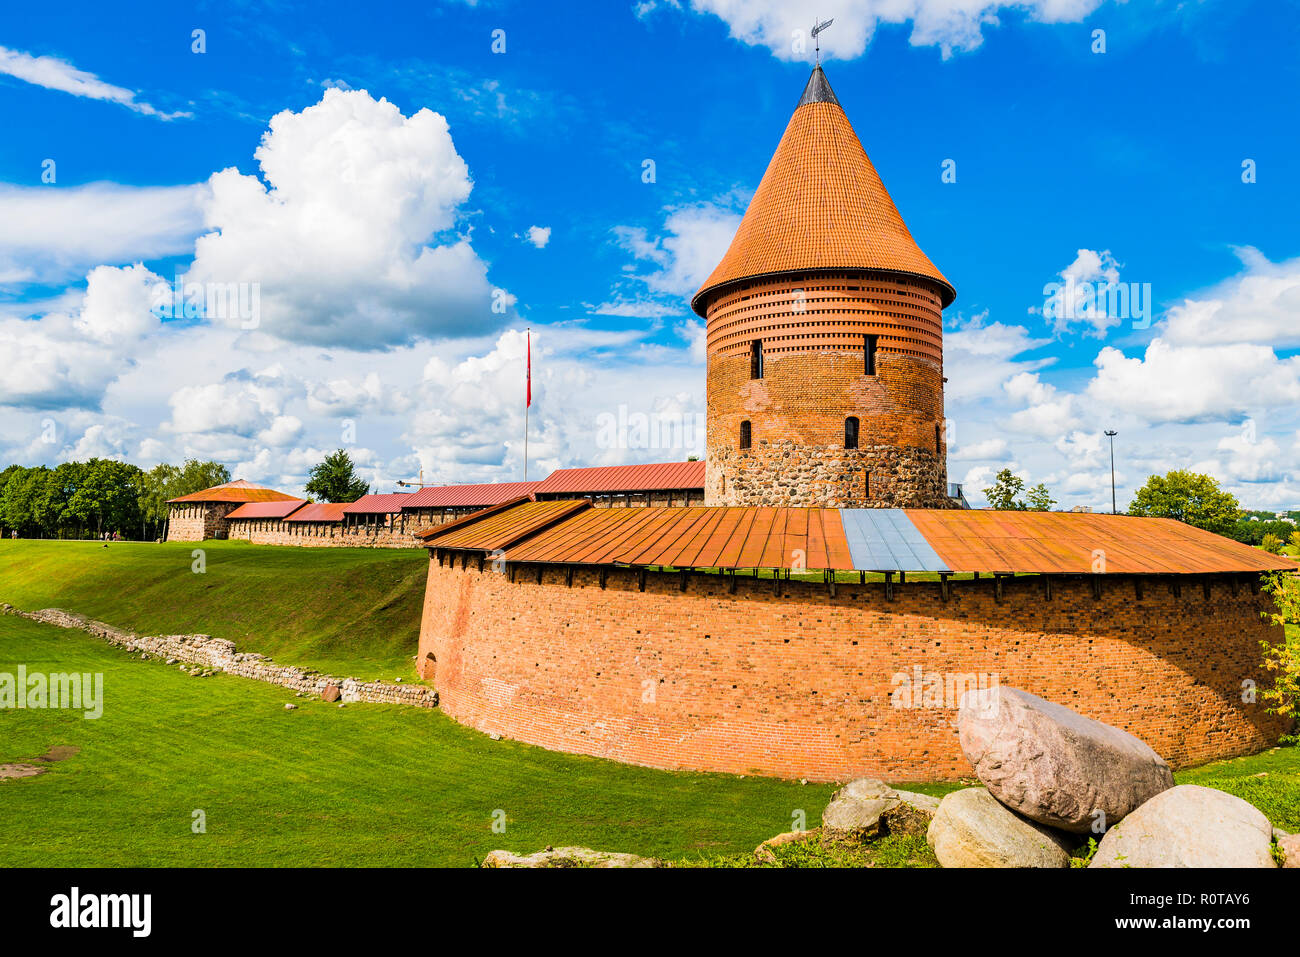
[811,17,834,67]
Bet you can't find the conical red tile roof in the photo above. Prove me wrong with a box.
[692,67,954,316]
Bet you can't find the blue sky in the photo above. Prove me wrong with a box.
[1,0,1297,509]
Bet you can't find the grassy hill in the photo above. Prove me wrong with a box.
[0,614,840,867]
[0,539,426,679]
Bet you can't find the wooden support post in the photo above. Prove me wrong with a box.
[536,564,544,584]
[899,571,907,584]
[884,571,894,601]
[638,568,647,592]
[566,565,574,588]
[939,574,950,602]
[1092,575,1102,600]
[1134,577,1143,601]
[679,568,688,592]
[477,555,484,573]
[728,570,737,594]
[1042,575,1053,600]
[508,563,515,583]
[1229,575,1238,596]
[1202,578,1211,601]
[994,574,1004,602]
[599,567,608,590]
[1171,579,1182,599]
[1250,574,1260,595]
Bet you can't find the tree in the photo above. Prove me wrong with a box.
[304,450,369,503]
[1262,533,1284,555]
[983,469,1026,510]
[171,459,231,499]
[1127,470,1240,536]
[138,463,181,539]
[982,469,1056,511]
[1026,483,1056,512]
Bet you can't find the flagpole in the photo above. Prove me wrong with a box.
[524,327,530,481]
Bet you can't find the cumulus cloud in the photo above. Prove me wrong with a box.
[523,225,551,248]
[613,202,743,300]
[0,45,189,119]
[185,88,508,347]
[0,263,163,410]
[647,0,1104,61]
[0,183,207,286]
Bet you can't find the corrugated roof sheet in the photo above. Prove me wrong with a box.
[168,480,300,504]
[904,510,1299,575]
[225,499,306,520]
[421,500,591,551]
[692,66,954,315]
[840,509,949,572]
[403,481,540,510]
[506,505,853,571]
[342,493,411,515]
[533,461,706,496]
[283,502,349,524]
[420,500,1300,575]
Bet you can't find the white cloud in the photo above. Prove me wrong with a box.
[0,263,163,410]
[0,45,189,119]
[1159,247,1300,350]
[1088,340,1300,424]
[186,88,508,347]
[654,0,1104,61]
[0,183,207,285]
[613,202,743,300]
[524,225,551,248]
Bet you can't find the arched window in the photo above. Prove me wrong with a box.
[845,416,859,450]
[739,420,752,450]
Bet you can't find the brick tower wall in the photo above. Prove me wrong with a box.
[703,271,952,508]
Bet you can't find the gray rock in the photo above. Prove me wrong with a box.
[958,686,1172,833]
[822,778,896,840]
[481,846,660,868]
[1090,785,1276,868]
[1278,833,1299,868]
[283,703,297,711]
[927,788,1073,868]
[822,779,944,841]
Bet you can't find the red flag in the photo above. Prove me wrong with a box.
[526,329,532,408]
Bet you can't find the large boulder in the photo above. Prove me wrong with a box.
[958,686,1172,833]
[482,846,660,868]
[1277,833,1299,868]
[822,779,941,841]
[1089,785,1276,868]
[926,788,1073,868]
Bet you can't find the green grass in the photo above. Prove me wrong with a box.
[0,614,838,867]
[1173,745,1300,831]
[0,539,426,679]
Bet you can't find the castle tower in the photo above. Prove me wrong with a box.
[694,66,956,508]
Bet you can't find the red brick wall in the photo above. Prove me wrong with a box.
[418,560,1289,782]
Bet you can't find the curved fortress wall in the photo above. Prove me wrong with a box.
[417,560,1288,782]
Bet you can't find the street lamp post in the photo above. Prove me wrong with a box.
[1104,430,1118,514]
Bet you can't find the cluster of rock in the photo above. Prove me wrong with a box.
[1,604,437,709]
[925,686,1289,868]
